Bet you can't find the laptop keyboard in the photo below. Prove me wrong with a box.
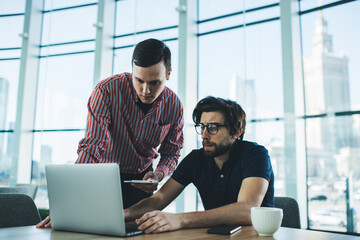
[126,223,140,233]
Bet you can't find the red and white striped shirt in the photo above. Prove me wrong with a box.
[75,73,184,177]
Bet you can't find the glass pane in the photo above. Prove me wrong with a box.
[35,53,94,129]
[199,6,279,34]
[115,0,178,35]
[114,27,178,48]
[0,132,13,186]
[199,21,282,119]
[246,120,285,195]
[32,131,85,208]
[300,0,347,11]
[0,16,24,48]
[113,46,134,74]
[199,0,278,20]
[0,60,20,129]
[301,2,360,114]
[44,0,97,10]
[41,5,97,45]
[0,0,26,14]
[306,114,360,233]
[40,41,95,56]
[0,49,21,59]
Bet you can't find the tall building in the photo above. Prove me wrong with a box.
[0,77,9,182]
[6,121,14,157]
[0,77,9,153]
[229,73,256,140]
[304,12,353,177]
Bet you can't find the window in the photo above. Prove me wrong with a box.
[300,1,360,233]
[0,0,25,186]
[198,0,284,205]
[32,1,98,208]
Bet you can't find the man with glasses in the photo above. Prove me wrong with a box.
[123,96,274,233]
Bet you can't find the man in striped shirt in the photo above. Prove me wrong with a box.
[76,38,184,208]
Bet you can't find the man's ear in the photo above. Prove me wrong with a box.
[232,129,242,140]
[166,68,172,80]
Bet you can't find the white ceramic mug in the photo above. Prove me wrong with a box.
[251,207,283,236]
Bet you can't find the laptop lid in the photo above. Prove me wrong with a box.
[46,163,142,237]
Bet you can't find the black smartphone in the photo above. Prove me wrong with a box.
[207,225,242,235]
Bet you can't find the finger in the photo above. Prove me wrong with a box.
[44,222,52,228]
[36,216,50,228]
[136,211,158,226]
[153,224,171,233]
[143,219,167,234]
[143,171,155,180]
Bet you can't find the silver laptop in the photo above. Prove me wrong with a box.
[45,163,143,237]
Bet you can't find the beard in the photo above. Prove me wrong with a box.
[202,140,232,158]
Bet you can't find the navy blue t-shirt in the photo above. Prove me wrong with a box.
[171,140,274,210]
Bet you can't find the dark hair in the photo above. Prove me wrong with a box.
[192,96,246,140]
[132,38,171,73]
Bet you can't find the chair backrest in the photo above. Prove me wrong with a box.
[0,186,29,195]
[274,196,301,229]
[0,194,41,228]
[16,184,38,199]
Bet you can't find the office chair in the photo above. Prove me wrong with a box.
[0,186,28,195]
[16,183,38,199]
[0,194,41,228]
[274,196,301,229]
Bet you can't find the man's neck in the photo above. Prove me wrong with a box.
[214,151,230,170]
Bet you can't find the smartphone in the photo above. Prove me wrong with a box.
[207,225,242,235]
[123,180,158,184]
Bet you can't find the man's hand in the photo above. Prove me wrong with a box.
[136,210,183,234]
[131,171,164,193]
[36,216,52,228]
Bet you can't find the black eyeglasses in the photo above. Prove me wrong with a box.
[194,123,229,135]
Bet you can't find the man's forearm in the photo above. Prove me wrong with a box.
[180,202,253,229]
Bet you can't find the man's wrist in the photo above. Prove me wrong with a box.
[154,170,164,181]
[178,213,190,229]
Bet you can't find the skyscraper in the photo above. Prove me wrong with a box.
[0,77,9,182]
[0,77,9,154]
[304,12,353,177]
[229,73,256,139]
